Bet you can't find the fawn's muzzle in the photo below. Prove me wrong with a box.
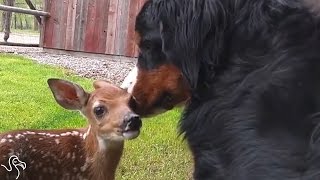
[122,113,142,139]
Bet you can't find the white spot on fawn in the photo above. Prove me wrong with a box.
[0,139,6,143]
[60,132,72,137]
[8,149,14,156]
[8,139,13,143]
[26,131,35,135]
[55,139,60,144]
[7,134,12,138]
[15,134,24,139]
[72,152,76,161]
[72,131,79,136]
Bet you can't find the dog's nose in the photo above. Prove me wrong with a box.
[124,113,142,131]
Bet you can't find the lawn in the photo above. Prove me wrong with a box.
[0,54,192,179]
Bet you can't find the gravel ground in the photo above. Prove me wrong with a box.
[0,32,39,44]
[0,45,137,86]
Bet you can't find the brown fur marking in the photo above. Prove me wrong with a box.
[132,64,190,116]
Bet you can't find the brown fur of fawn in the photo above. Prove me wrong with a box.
[0,79,142,180]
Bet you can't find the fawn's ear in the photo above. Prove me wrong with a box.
[47,78,89,110]
[93,80,117,90]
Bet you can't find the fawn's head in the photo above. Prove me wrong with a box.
[47,78,142,141]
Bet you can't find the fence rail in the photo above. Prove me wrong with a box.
[0,4,49,17]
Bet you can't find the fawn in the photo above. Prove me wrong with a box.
[0,78,142,180]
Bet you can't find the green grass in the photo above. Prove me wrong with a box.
[0,54,192,179]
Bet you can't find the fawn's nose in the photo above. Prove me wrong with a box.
[124,113,142,131]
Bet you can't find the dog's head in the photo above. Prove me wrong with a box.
[127,0,228,117]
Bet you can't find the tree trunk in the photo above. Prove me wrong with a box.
[19,14,22,30]
[33,16,38,31]
[14,13,16,29]
[33,2,38,31]
[3,0,15,42]
[25,0,41,25]
[24,14,29,29]
[1,0,5,32]
[1,13,4,32]
[10,13,14,28]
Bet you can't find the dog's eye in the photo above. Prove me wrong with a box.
[164,94,173,103]
[93,106,106,118]
[158,92,175,110]
[161,92,173,104]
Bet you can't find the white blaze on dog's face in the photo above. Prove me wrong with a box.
[122,64,190,117]
[121,66,138,94]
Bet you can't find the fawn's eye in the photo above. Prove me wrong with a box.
[93,106,106,118]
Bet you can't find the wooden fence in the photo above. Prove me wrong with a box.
[42,0,146,57]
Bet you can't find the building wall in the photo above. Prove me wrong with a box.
[42,0,146,57]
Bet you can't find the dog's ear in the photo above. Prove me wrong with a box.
[159,2,201,90]
[158,0,227,90]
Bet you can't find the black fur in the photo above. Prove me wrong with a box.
[136,0,320,179]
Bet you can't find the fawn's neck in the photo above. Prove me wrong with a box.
[84,126,124,180]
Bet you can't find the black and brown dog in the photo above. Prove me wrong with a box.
[127,0,320,179]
